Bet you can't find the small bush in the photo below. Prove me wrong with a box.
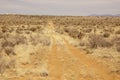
[6,59,16,69]
[78,32,84,39]
[66,28,84,39]
[112,37,120,52]
[40,72,48,77]
[15,35,27,45]
[4,47,15,55]
[68,29,80,38]
[115,30,120,34]
[1,40,15,48]
[0,57,16,75]
[0,60,6,75]
[64,27,69,33]
[0,32,3,38]
[83,28,92,33]
[30,27,37,32]
[89,34,113,48]
[103,32,110,38]
[112,36,120,44]
[116,44,120,52]
[79,41,85,46]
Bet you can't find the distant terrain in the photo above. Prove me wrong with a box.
[89,14,120,16]
[0,14,120,80]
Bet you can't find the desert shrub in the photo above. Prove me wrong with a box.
[1,34,26,55]
[0,54,7,75]
[1,34,26,47]
[64,27,69,33]
[40,72,48,77]
[4,47,15,55]
[116,42,120,52]
[112,36,120,52]
[115,30,120,34]
[6,59,16,69]
[30,34,51,46]
[8,28,14,33]
[55,27,64,34]
[68,29,80,38]
[89,34,113,48]
[111,36,120,44]
[1,26,8,33]
[1,38,15,55]
[78,32,84,39]
[25,31,30,34]
[39,37,51,46]
[0,33,3,39]
[103,32,110,38]
[83,28,92,33]
[0,56,16,75]
[16,29,22,34]
[1,40,15,48]
[30,35,41,45]
[22,25,25,28]
[41,39,51,46]
[79,41,86,46]
[1,29,6,33]
[0,59,6,75]
[14,35,27,45]
[30,27,37,32]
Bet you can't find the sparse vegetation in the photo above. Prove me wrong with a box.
[0,14,120,79]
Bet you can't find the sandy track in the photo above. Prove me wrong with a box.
[47,36,114,80]
[47,21,115,80]
[48,38,64,80]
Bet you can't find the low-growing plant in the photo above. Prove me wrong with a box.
[4,47,15,55]
[68,29,80,38]
[116,43,120,52]
[89,34,113,48]
[115,30,120,34]
[103,32,110,38]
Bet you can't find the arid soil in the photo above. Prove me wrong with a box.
[0,15,120,80]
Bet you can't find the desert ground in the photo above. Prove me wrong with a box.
[0,15,120,80]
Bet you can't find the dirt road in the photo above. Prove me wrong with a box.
[47,37,113,80]
[47,21,116,80]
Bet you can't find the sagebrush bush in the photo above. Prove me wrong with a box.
[68,29,80,38]
[115,30,120,34]
[116,43,120,52]
[0,56,16,75]
[30,27,37,32]
[83,28,92,33]
[78,32,84,39]
[1,40,15,48]
[0,32,3,38]
[103,32,110,38]
[0,60,6,75]
[64,27,84,39]
[14,35,27,45]
[4,47,15,55]
[112,36,120,44]
[112,36,120,52]
[89,34,113,48]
